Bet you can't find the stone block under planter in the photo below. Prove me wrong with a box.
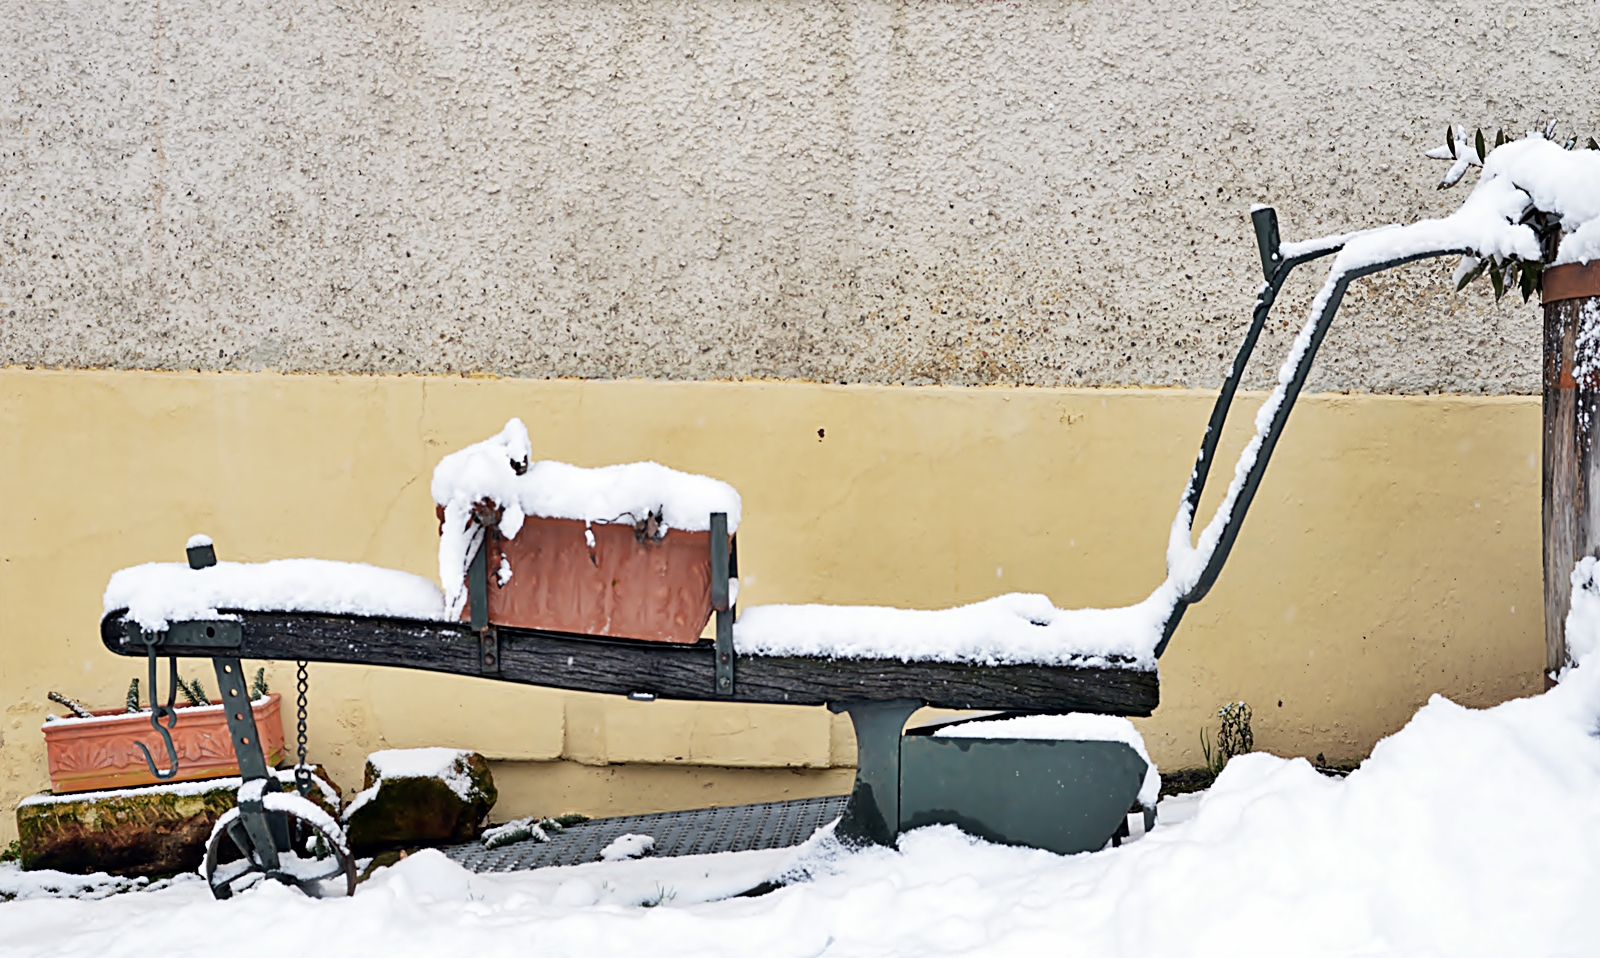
[16,766,340,877]
[342,748,496,853]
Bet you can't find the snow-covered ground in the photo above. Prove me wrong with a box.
[6,647,1600,957]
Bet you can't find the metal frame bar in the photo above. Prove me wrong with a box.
[1152,209,1468,657]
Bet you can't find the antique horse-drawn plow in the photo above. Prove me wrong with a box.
[99,207,1485,899]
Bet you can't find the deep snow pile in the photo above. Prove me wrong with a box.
[7,642,1600,956]
[431,418,743,618]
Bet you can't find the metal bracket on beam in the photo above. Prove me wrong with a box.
[467,535,499,673]
[164,620,243,650]
[123,618,243,651]
[480,625,500,675]
[711,512,735,697]
[468,534,489,632]
[211,656,272,781]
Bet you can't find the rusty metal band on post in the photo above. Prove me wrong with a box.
[1542,261,1600,305]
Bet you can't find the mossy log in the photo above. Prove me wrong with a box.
[17,782,237,877]
[15,766,342,878]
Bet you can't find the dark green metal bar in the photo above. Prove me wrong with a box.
[468,535,489,632]
[1155,245,1469,658]
[211,657,272,781]
[829,698,921,846]
[711,512,734,696]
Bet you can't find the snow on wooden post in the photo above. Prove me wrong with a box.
[1542,261,1600,685]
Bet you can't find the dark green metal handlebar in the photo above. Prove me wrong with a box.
[1153,208,1468,658]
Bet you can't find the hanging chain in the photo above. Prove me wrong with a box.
[294,660,311,797]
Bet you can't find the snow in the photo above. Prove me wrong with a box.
[0,864,199,903]
[262,792,347,855]
[432,418,742,618]
[184,533,212,549]
[1562,555,1600,676]
[734,587,1175,670]
[17,765,319,806]
[600,834,657,862]
[343,748,478,821]
[9,630,1600,953]
[38,695,274,729]
[104,559,447,631]
[481,817,549,849]
[933,713,1160,807]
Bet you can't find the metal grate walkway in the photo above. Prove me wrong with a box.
[444,794,849,873]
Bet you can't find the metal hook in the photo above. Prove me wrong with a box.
[133,630,181,780]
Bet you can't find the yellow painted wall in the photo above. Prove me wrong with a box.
[0,369,1542,841]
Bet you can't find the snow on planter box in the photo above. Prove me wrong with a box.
[432,419,741,644]
[41,694,286,794]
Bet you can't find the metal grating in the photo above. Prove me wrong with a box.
[444,794,849,873]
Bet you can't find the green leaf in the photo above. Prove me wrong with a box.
[1521,262,1536,301]
[1489,263,1506,301]
[1495,129,1507,148]
[1455,257,1490,292]
[1475,128,1486,162]
[1446,124,1456,159]
[1587,137,1599,151]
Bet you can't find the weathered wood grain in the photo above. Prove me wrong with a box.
[101,610,1158,716]
[1543,292,1600,683]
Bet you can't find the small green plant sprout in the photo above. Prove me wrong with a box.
[125,678,141,713]
[46,691,94,719]
[1200,701,1255,779]
[1427,121,1598,301]
[250,668,270,699]
[178,676,210,707]
[642,883,676,908]
[1199,727,1224,778]
[1217,701,1254,761]
[1,839,21,863]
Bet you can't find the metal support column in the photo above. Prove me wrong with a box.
[829,698,921,847]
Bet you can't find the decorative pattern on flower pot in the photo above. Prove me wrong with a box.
[42,693,286,794]
[469,515,717,644]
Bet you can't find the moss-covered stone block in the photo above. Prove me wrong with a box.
[342,749,496,854]
[18,781,237,877]
[14,767,343,878]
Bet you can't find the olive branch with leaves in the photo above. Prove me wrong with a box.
[1426,121,1598,302]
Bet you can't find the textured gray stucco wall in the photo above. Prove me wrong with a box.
[2,0,1595,391]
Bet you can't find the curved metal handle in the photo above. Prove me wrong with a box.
[133,634,181,780]
[1158,223,1465,658]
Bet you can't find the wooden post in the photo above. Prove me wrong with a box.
[1542,261,1600,685]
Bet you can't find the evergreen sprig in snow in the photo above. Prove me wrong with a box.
[1427,121,1600,301]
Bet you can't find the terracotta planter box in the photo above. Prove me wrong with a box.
[462,515,720,644]
[43,693,286,794]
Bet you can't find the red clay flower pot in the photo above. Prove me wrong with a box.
[42,693,286,794]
